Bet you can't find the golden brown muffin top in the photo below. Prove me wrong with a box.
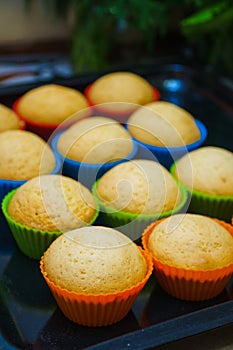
[8,174,97,232]
[0,103,21,132]
[0,130,56,180]
[17,84,89,124]
[88,72,154,112]
[57,116,134,163]
[43,226,147,294]
[147,213,233,270]
[96,159,182,215]
[128,101,200,147]
[174,146,233,196]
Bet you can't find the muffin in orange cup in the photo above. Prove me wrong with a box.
[40,226,153,326]
[84,71,160,122]
[142,213,233,301]
[13,84,90,140]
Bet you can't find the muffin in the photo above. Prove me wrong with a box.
[85,71,160,121]
[0,103,25,132]
[13,84,89,140]
[93,159,188,240]
[2,174,98,259]
[127,101,207,168]
[52,116,137,188]
[171,146,233,222]
[142,213,233,301]
[40,225,153,326]
[0,130,60,203]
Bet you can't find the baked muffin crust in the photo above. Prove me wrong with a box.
[57,116,134,163]
[8,175,97,232]
[128,101,200,147]
[0,103,21,132]
[43,226,147,294]
[174,146,233,196]
[17,84,89,124]
[148,213,233,270]
[88,72,154,111]
[0,130,56,180]
[96,159,182,214]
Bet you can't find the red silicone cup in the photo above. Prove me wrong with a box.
[13,98,61,141]
[84,84,160,123]
[12,98,92,141]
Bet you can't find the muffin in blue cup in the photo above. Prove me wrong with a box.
[126,101,207,169]
[51,116,138,189]
[0,129,61,204]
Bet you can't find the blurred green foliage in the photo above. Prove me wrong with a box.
[25,0,233,74]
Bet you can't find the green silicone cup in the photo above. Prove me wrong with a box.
[2,189,99,260]
[92,180,189,242]
[170,163,233,223]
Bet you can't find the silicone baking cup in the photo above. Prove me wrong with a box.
[1,189,99,260]
[92,180,189,242]
[170,163,233,223]
[18,116,26,130]
[51,130,138,189]
[126,119,208,169]
[0,152,61,204]
[84,84,160,123]
[40,246,153,326]
[142,218,233,301]
[12,98,91,141]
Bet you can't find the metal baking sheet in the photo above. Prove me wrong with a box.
[0,60,232,350]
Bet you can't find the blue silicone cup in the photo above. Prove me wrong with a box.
[0,152,62,204]
[51,130,138,189]
[126,119,207,169]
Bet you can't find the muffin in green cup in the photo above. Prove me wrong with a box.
[170,146,233,222]
[2,174,99,259]
[92,159,188,241]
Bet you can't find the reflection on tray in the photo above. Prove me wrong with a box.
[0,249,56,348]
[35,308,140,350]
[140,279,232,328]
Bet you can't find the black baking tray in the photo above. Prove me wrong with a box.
[0,60,233,350]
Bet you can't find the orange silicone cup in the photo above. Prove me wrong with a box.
[142,218,233,301]
[40,246,153,327]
